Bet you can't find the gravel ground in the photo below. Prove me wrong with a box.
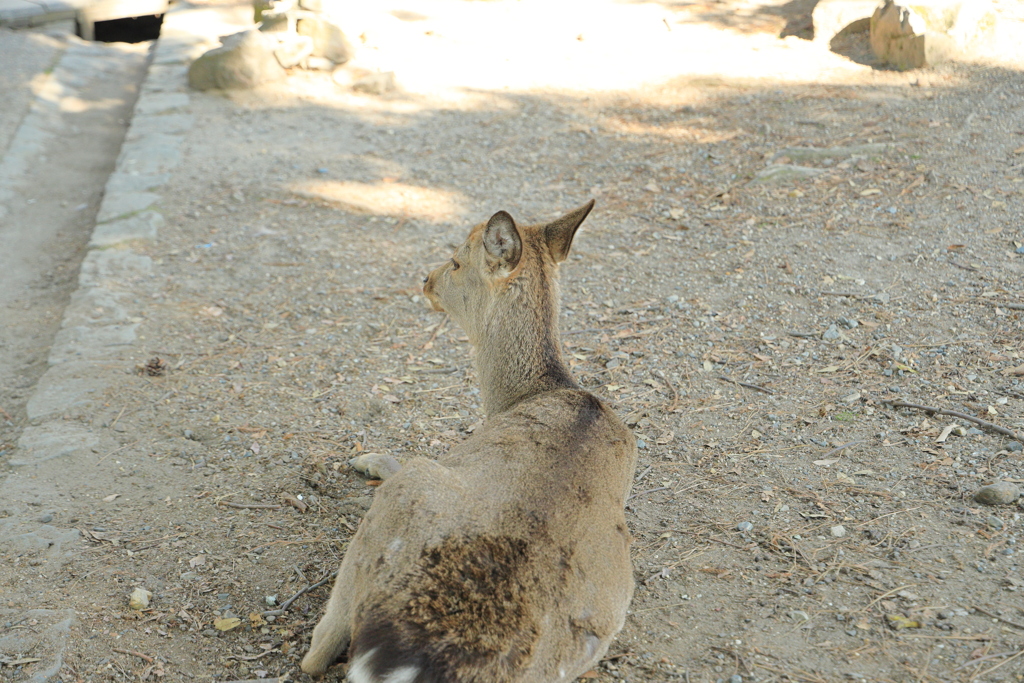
[3,2,1024,682]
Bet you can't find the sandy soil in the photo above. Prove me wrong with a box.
[3,1,1024,682]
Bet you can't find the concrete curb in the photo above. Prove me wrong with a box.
[1,8,216,681]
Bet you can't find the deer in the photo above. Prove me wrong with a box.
[301,200,638,683]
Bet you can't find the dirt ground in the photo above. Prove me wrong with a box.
[3,0,1024,682]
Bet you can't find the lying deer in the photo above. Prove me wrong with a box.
[301,200,638,683]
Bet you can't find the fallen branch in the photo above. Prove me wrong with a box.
[225,649,280,662]
[113,648,154,664]
[882,400,1024,441]
[975,648,1024,678]
[655,369,681,411]
[627,486,669,502]
[819,439,865,460]
[973,606,1024,631]
[262,572,337,617]
[673,529,751,550]
[217,501,283,510]
[716,375,775,395]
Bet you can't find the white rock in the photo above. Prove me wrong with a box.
[129,587,152,610]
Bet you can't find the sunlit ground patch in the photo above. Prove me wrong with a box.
[288,179,468,223]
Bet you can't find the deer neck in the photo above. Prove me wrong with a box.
[474,278,577,417]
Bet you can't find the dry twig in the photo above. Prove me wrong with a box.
[716,375,775,395]
[113,648,154,664]
[262,572,337,617]
[882,400,1024,441]
[972,606,1024,631]
[216,501,284,510]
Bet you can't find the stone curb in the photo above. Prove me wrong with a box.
[2,8,218,681]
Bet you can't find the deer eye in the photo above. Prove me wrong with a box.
[450,258,460,271]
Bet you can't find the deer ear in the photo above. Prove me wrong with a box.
[544,199,594,263]
[483,210,522,270]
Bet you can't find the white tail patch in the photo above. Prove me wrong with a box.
[347,649,419,683]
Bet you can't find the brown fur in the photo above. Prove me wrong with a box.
[301,201,638,683]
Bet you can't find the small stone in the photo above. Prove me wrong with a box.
[36,513,53,523]
[838,317,859,329]
[265,595,278,606]
[1006,441,1023,452]
[967,427,984,436]
[987,516,1004,530]
[822,324,841,341]
[973,482,1020,505]
[730,676,743,683]
[129,587,152,610]
[831,525,847,538]
[737,521,753,533]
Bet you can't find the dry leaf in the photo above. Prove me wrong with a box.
[281,493,308,513]
[814,458,841,466]
[189,554,206,568]
[860,188,882,196]
[102,493,120,503]
[886,614,921,630]
[213,617,242,632]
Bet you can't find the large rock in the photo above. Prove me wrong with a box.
[296,16,353,64]
[187,30,286,90]
[812,0,881,43]
[870,0,997,69]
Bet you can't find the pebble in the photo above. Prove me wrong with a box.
[838,317,858,329]
[973,481,1021,506]
[987,516,1004,530]
[966,427,984,436]
[36,513,53,523]
[265,595,278,606]
[730,676,743,683]
[737,521,753,532]
[831,525,847,538]
[1007,441,1023,453]
[822,324,840,341]
[129,587,152,610]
